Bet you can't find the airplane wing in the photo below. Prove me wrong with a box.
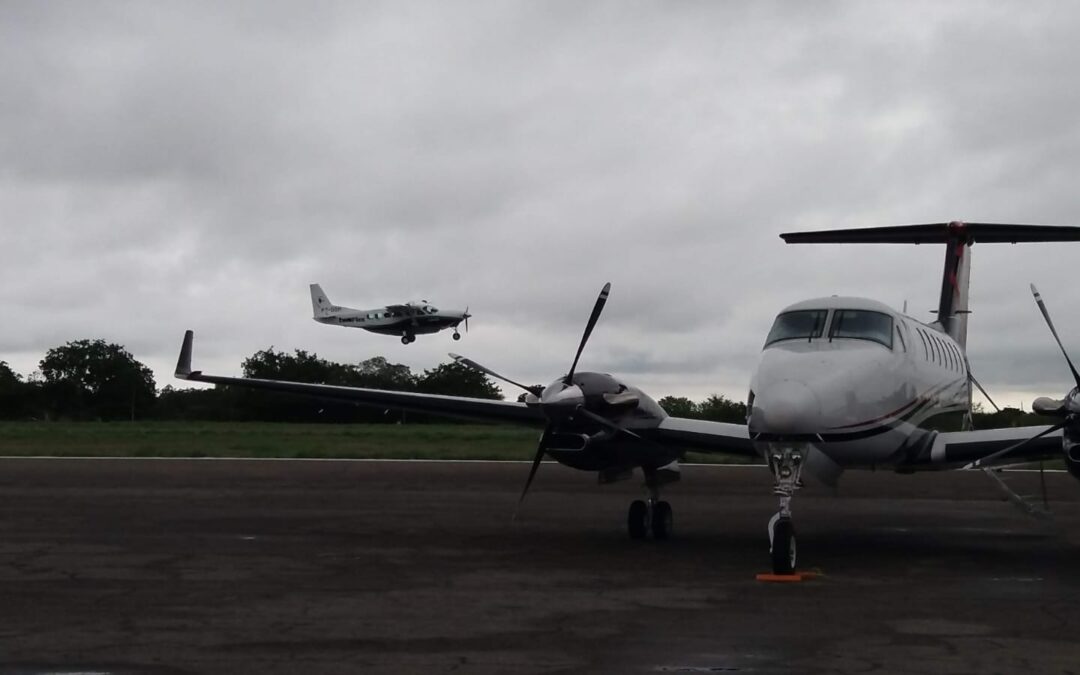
[174,331,545,426]
[931,425,1064,468]
[385,304,414,314]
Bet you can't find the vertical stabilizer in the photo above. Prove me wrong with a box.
[938,233,972,347]
[310,283,334,318]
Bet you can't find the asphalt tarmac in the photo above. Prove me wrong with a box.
[1,458,1079,675]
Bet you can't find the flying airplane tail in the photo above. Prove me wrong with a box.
[781,221,1080,349]
[310,283,335,318]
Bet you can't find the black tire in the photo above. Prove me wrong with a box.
[651,501,673,540]
[401,336,410,345]
[627,500,648,540]
[452,332,461,341]
[771,518,797,574]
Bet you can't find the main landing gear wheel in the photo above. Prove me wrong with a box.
[628,500,648,540]
[626,499,673,540]
[452,332,461,341]
[770,514,797,575]
[651,501,673,540]
[401,335,415,345]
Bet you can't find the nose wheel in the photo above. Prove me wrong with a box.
[767,446,805,574]
[452,331,461,341]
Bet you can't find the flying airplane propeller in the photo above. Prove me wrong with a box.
[969,284,1080,470]
[450,282,648,517]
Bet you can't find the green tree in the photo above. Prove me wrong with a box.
[38,340,156,420]
[658,396,697,418]
[0,361,32,419]
[696,394,747,423]
[417,362,502,399]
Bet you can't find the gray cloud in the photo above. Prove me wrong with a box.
[4,1,1080,409]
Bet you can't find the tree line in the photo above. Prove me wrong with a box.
[0,338,1052,428]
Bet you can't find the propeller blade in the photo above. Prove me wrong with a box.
[464,307,469,333]
[968,372,1001,413]
[1031,284,1080,389]
[966,420,1067,469]
[514,425,551,520]
[565,282,611,385]
[450,353,542,396]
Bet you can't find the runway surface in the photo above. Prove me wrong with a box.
[1,458,1079,675]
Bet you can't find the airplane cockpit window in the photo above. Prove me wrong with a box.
[829,310,894,349]
[764,310,828,347]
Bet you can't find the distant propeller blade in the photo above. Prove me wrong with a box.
[565,282,611,385]
[967,421,1067,469]
[450,353,542,396]
[464,307,469,333]
[968,372,1001,413]
[1031,284,1080,389]
[514,426,551,520]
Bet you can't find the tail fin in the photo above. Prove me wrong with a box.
[310,283,334,318]
[781,221,1080,348]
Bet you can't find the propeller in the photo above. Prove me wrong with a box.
[968,284,1080,468]
[452,283,626,515]
[1031,284,1080,389]
[463,307,470,333]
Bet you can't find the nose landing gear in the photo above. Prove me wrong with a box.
[452,331,461,341]
[767,446,805,574]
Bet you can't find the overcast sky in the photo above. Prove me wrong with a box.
[3,1,1080,409]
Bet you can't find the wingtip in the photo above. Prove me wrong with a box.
[175,330,194,379]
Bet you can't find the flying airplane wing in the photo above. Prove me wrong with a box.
[174,331,546,426]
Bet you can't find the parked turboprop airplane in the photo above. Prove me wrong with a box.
[178,223,1080,574]
[310,284,471,344]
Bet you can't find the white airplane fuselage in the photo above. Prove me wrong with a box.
[748,296,969,472]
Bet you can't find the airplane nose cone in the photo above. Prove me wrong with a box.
[749,380,821,435]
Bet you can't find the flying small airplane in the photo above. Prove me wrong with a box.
[178,222,1080,574]
[310,284,471,344]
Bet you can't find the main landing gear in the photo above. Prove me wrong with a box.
[627,471,673,541]
[767,446,805,574]
[400,334,416,345]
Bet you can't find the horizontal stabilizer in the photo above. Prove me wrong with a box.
[781,222,1080,245]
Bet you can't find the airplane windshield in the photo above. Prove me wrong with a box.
[829,310,893,349]
[764,310,828,347]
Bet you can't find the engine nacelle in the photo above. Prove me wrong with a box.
[1065,440,1080,481]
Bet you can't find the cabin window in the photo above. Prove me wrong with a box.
[829,310,894,349]
[764,310,828,347]
[916,328,929,360]
[895,325,906,352]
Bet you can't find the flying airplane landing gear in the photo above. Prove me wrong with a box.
[767,446,804,574]
[452,331,461,341]
[401,334,416,345]
[627,472,672,540]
